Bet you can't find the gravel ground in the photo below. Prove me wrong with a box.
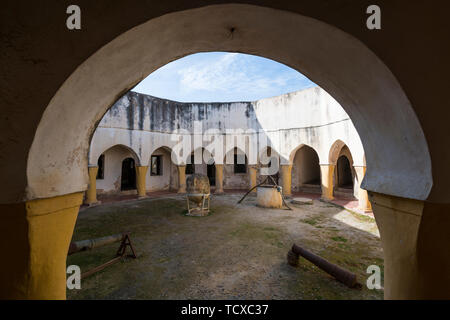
[67,194,384,300]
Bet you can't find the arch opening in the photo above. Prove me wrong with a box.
[91,144,140,196]
[337,156,353,189]
[292,145,321,194]
[15,3,440,301]
[26,4,432,203]
[121,158,136,191]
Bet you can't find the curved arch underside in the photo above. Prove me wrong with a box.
[27,4,432,201]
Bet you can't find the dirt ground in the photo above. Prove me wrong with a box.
[67,194,384,300]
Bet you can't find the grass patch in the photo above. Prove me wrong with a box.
[299,217,322,226]
[69,195,383,300]
[330,236,348,243]
[229,224,285,248]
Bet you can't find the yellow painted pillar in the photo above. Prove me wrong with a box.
[0,192,83,299]
[177,165,186,193]
[249,165,258,193]
[354,166,372,212]
[215,164,224,194]
[85,166,99,205]
[280,164,293,197]
[135,165,148,198]
[370,193,450,299]
[320,164,335,200]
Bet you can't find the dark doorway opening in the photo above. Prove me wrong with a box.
[207,163,216,186]
[121,158,136,191]
[299,146,321,185]
[186,154,195,174]
[337,155,353,189]
[96,154,105,180]
[234,151,247,174]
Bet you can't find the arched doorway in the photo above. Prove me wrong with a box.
[329,143,357,199]
[89,144,141,196]
[207,162,216,186]
[291,145,321,193]
[10,4,441,300]
[337,155,353,189]
[121,158,136,191]
[27,4,432,203]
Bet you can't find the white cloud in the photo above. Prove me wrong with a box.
[177,53,297,96]
[133,52,315,102]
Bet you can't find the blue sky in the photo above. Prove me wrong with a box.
[132,52,316,102]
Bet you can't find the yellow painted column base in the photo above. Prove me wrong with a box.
[359,189,372,212]
[249,165,258,193]
[280,164,293,197]
[370,192,450,299]
[135,166,149,198]
[0,192,83,299]
[85,166,99,205]
[354,166,372,212]
[320,164,335,200]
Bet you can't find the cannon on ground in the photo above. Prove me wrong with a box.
[287,243,360,288]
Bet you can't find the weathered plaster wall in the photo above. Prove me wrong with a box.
[0,2,439,206]
[91,88,365,167]
[90,87,365,193]
[95,145,177,194]
[147,148,174,192]
[223,165,249,189]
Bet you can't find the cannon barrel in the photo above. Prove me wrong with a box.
[288,244,358,288]
[68,233,127,255]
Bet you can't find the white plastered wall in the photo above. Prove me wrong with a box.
[89,87,365,194]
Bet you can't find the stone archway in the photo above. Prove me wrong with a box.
[121,158,137,191]
[27,4,431,202]
[3,4,440,299]
[291,145,321,194]
[336,155,353,189]
[85,144,142,204]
